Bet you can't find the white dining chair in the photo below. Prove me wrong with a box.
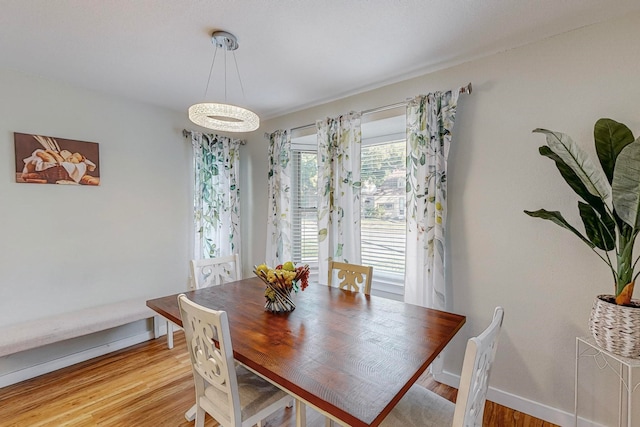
[184,255,293,422]
[380,306,505,427]
[178,294,291,427]
[327,261,373,295]
[190,254,242,290]
[160,254,242,350]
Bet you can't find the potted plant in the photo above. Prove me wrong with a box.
[525,118,640,358]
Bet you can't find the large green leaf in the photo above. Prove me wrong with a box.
[539,146,606,212]
[578,202,615,251]
[612,139,640,229]
[534,129,611,202]
[594,118,635,183]
[524,209,595,248]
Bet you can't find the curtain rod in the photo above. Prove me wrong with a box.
[182,129,246,145]
[264,82,472,138]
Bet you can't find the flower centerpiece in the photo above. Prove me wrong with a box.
[253,262,310,313]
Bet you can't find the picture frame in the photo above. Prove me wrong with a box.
[14,133,100,186]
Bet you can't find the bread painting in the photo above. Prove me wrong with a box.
[18,134,99,185]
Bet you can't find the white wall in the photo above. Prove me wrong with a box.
[0,70,192,330]
[243,12,640,426]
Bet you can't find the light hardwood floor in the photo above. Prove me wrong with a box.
[0,332,557,426]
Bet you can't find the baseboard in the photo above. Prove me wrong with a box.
[432,370,606,427]
[0,331,158,388]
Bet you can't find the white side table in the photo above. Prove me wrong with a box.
[575,337,640,427]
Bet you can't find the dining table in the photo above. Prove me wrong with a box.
[146,277,466,427]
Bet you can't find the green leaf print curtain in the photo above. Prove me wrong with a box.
[191,132,242,261]
[265,130,292,267]
[405,91,459,310]
[316,112,362,284]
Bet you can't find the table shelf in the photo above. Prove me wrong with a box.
[574,337,640,427]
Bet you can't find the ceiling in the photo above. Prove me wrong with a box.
[2,0,639,122]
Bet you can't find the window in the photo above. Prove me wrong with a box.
[360,138,406,279]
[290,110,406,295]
[291,134,319,281]
[360,112,406,294]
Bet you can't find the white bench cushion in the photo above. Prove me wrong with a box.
[0,298,156,357]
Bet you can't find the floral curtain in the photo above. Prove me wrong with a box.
[265,130,292,267]
[316,112,362,284]
[405,90,459,310]
[192,132,242,261]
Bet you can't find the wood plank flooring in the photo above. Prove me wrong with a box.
[0,332,557,426]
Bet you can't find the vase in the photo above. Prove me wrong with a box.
[589,294,640,358]
[264,283,296,313]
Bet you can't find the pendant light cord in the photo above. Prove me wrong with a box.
[203,46,219,99]
[231,50,247,103]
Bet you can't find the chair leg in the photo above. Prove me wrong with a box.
[185,404,196,421]
[167,321,174,349]
[195,406,205,427]
[325,417,332,427]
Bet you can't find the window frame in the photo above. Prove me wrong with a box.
[360,122,406,297]
[289,109,407,298]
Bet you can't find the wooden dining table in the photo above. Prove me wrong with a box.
[146,277,465,427]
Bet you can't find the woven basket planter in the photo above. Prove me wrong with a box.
[589,294,640,358]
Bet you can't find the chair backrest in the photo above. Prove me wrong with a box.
[178,294,241,427]
[190,254,241,290]
[452,306,504,427]
[327,261,373,295]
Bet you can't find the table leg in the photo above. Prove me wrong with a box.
[618,362,623,427]
[574,338,579,427]
[185,404,196,422]
[295,399,306,427]
[167,321,174,349]
[628,366,633,427]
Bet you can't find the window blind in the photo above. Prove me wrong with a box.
[291,135,319,279]
[360,139,406,276]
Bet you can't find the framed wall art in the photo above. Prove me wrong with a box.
[14,133,100,186]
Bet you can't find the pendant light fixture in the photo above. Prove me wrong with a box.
[188,31,259,132]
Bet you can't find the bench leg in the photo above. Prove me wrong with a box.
[153,316,162,339]
[152,316,174,349]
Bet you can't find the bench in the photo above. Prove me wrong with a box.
[0,298,159,358]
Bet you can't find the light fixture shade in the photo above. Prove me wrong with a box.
[189,102,260,133]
